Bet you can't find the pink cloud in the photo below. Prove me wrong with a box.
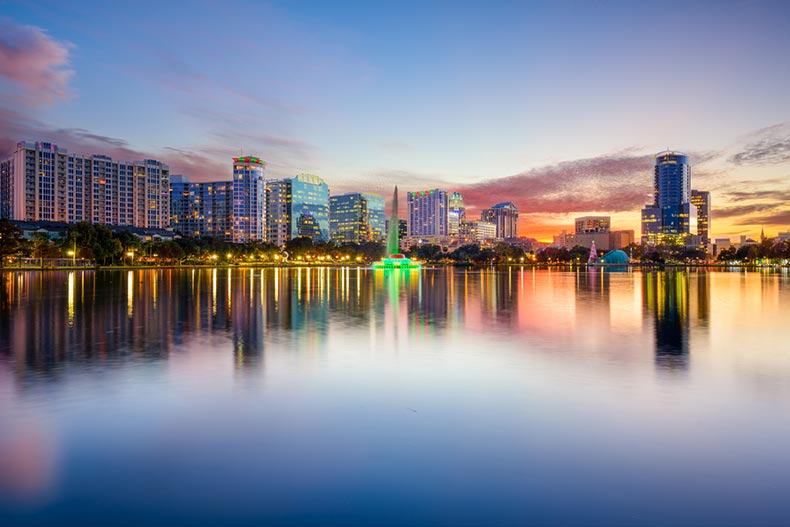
[459,153,653,216]
[0,18,74,104]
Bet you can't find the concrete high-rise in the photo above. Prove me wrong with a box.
[407,189,449,237]
[329,192,385,243]
[232,156,267,243]
[641,150,697,245]
[265,179,292,246]
[1,141,170,229]
[481,201,519,239]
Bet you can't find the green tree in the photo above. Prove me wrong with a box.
[0,219,24,267]
[284,237,314,259]
[449,244,481,262]
[155,241,186,262]
[494,242,526,263]
[32,232,61,259]
[114,229,142,254]
[411,244,442,261]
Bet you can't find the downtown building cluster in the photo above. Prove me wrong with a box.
[1,141,712,253]
[405,190,523,248]
[552,150,712,253]
[171,157,387,245]
[0,142,387,245]
[640,150,710,250]
[0,140,523,250]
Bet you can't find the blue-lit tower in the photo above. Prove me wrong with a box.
[641,150,696,244]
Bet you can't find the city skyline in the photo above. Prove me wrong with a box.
[2,1,790,240]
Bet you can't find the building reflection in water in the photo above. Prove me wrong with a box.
[0,266,726,386]
[642,270,710,373]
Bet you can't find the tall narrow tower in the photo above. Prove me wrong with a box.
[387,186,400,256]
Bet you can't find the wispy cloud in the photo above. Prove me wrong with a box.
[730,122,790,165]
[738,210,790,226]
[0,18,74,104]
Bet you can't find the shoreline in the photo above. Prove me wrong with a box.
[1,262,787,272]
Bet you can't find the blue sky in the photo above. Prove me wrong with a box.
[1,0,790,238]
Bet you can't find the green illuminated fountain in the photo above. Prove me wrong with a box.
[373,186,421,269]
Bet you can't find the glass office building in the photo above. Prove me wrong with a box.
[641,151,697,245]
[170,175,234,240]
[290,174,329,241]
[329,192,386,243]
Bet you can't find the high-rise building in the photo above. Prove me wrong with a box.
[264,174,330,245]
[329,192,385,243]
[407,189,449,237]
[575,216,610,233]
[690,190,711,249]
[291,174,329,241]
[232,156,267,243]
[265,179,292,246]
[170,175,233,240]
[448,191,466,239]
[481,201,519,239]
[0,141,170,229]
[641,150,697,245]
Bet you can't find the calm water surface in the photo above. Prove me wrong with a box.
[1,267,789,525]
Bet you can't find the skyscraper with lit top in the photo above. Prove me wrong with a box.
[448,191,465,239]
[232,156,267,243]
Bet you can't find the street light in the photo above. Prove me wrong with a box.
[69,238,77,266]
[126,250,134,266]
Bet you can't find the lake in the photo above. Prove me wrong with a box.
[1,267,789,525]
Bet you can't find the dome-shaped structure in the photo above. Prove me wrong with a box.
[597,249,629,265]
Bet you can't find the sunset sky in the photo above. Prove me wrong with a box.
[1,0,789,240]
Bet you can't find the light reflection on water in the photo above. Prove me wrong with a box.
[1,267,790,525]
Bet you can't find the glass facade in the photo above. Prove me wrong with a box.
[329,192,385,243]
[170,175,233,240]
[290,174,329,242]
[641,151,695,245]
